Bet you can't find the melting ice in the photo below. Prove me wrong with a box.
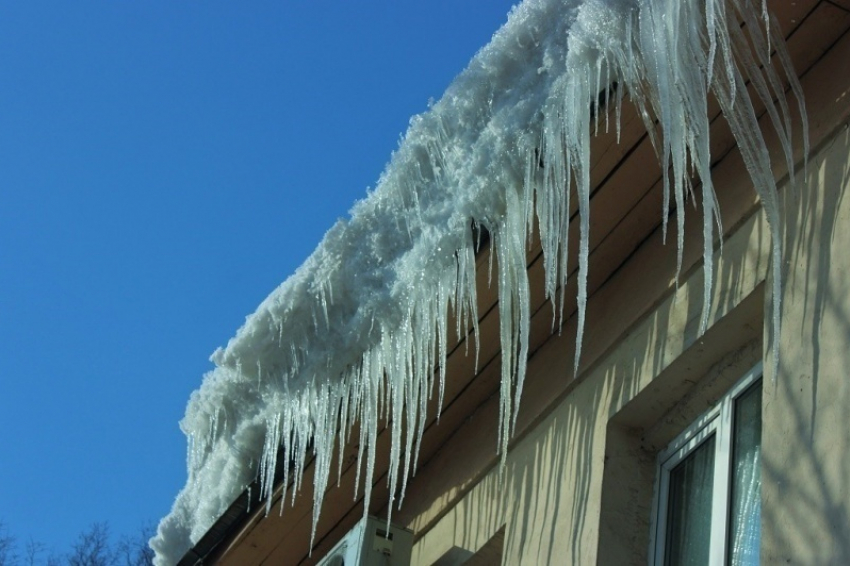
[152,0,805,563]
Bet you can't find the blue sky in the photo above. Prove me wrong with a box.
[0,0,515,555]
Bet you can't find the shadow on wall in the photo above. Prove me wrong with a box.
[468,185,766,563]
[428,124,850,565]
[762,121,850,565]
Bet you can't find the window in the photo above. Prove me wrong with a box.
[649,364,762,566]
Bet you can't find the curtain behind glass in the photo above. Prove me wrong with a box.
[728,382,762,566]
[665,435,716,566]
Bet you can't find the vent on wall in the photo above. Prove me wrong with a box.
[316,516,414,566]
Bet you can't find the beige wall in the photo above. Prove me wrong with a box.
[762,124,850,564]
[410,36,850,566]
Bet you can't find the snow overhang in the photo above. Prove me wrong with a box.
[152,0,814,563]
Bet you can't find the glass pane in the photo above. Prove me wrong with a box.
[665,435,716,566]
[728,382,762,566]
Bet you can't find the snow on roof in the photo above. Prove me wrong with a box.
[152,0,804,563]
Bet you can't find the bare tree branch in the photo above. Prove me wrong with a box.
[115,523,155,566]
[0,520,153,566]
[24,537,47,566]
[0,521,17,566]
[67,523,116,566]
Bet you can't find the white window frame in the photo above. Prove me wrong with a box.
[648,362,763,566]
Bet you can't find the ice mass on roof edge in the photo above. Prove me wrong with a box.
[151,0,806,563]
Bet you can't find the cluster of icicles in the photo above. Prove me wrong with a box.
[153,0,806,563]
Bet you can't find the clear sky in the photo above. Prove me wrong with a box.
[0,0,516,556]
